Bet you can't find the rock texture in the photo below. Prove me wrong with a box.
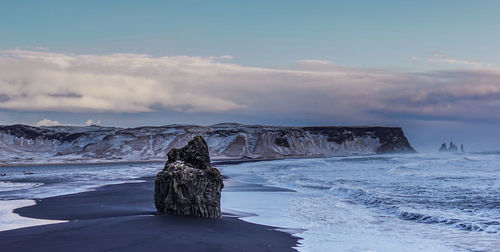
[448,142,458,152]
[0,123,416,165]
[438,141,464,153]
[439,143,448,152]
[154,136,223,218]
[166,136,211,169]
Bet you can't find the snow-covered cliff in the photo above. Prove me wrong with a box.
[0,123,415,165]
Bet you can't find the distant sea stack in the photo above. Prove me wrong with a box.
[0,123,416,164]
[439,143,448,152]
[154,136,223,218]
[439,141,465,153]
[449,142,458,152]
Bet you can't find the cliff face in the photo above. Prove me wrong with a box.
[0,123,415,164]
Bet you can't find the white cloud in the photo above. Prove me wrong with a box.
[427,52,490,67]
[85,119,101,126]
[209,55,233,60]
[36,119,61,127]
[297,59,331,65]
[1,49,500,123]
[33,46,49,51]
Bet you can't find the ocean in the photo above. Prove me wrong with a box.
[1,153,499,251]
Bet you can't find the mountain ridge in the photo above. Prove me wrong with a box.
[0,124,415,165]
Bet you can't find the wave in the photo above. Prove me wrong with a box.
[393,208,487,232]
[463,157,479,162]
[0,181,42,192]
[471,150,500,155]
[334,186,498,234]
[335,156,394,163]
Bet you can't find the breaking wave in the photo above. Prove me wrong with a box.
[230,152,500,251]
[335,186,498,233]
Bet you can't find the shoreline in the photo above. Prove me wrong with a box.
[0,156,286,168]
[0,199,67,232]
[0,152,407,168]
[0,177,300,251]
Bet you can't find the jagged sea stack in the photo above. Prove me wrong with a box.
[154,136,224,218]
[439,143,448,152]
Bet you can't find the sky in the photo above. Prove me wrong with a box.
[0,0,500,151]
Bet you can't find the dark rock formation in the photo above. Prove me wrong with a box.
[275,137,290,147]
[439,141,463,153]
[154,136,224,218]
[449,142,458,152]
[299,126,415,154]
[369,127,415,154]
[439,143,448,152]
[166,136,211,169]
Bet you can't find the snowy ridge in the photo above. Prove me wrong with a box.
[0,123,415,164]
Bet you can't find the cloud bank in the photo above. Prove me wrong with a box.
[412,53,493,68]
[35,119,61,127]
[1,49,500,123]
[85,119,101,126]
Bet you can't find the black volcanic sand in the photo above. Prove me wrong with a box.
[0,177,299,252]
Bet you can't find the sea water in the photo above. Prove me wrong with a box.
[0,162,162,231]
[220,153,500,252]
[0,153,499,251]
[0,162,162,199]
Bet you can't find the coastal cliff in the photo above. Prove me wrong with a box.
[0,123,415,164]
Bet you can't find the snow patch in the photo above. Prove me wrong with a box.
[0,200,67,231]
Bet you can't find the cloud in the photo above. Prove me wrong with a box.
[1,49,500,123]
[85,119,101,126]
[33,46,49,51]
[297,59,331,65]
[209,55,233,60]
[36,119,61,127]
[426,52,490,67]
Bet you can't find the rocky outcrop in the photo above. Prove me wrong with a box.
[0,123,416,164]
[448,142,458,152]
[166,136,211,169]
[439,143,448,152]
[438,141,464,153]
[154,136,223,218]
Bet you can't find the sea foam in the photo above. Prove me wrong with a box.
[0,200,67,231]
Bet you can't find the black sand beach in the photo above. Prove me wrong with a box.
[0,177,299,252]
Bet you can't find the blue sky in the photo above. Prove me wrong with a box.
[2,0,499,69]
[1,0,500,151]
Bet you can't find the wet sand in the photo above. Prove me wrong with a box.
[0,177,299,251]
